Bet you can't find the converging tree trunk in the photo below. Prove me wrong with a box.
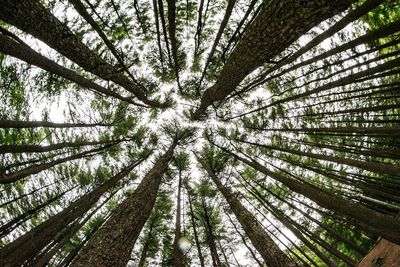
[172,171,185,267]
[0,160,142,267]
[199,157,297,267]
[71,141,177,266]
[192,0,355,118]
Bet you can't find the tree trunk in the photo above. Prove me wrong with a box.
[172,170,185,267]
[71,141,177,267]
[26,193,113,267]
[201,198,222,267]
[240,139,400,177]
[187,187,205,267]
[138,217,157,267]
[200,158,296,267]
[0,34,146,107]
[193,0,355,118]
[0,144,112,184]
[0,139,120,154]
[199,0,236,85]
[0,0,163,107]
[0,185,76,238]
[0,161,141,267]
[152,0,165,69]
[225,213,263,267]
[224,148,400,244]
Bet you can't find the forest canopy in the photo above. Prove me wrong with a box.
[0,0,399,266]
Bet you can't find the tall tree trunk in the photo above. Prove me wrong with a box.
[0,144,112,184]
[240,139,400,177]
[0,139,121,154]
[201,198,222,267]
[199,0,236,86]
[220,146,400,244]
[0,160,141,267]
[166,0,183,92]
[26,193,113,267]
[152,0,165,69]
[0,0,163,107]
[172,171,185,266]
[199,157,296,267]
[0,185,76,238]
[158,0,173,66]
[187,187,205,267]
[225,213,263,267]
[0,34,146,107]
[138,217,157,267]
[192,0,355,118]
[71,141,177,267]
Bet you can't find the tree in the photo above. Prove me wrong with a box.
[1,0,399,266]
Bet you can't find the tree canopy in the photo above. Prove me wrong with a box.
[0,0,399,266]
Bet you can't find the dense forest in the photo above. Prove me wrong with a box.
[0,0,399,266]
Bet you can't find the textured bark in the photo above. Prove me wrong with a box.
[247,0,385,87]
[0,186,75,238]
[0,162,139,267]
[225,148,400,244]
[0,145,111,184]
[0,0,163,107]
[358,239,400,267]
[200,158,296,267]
[0,34,146,107]
[71,141,177,267]
[26,194,112,267]
[193,0,355,118]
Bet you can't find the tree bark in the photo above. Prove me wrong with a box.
[0,0,164,107]
[224,147,400,245]
[192,0,355,118]
[71,141,177,267]
[199,157,296,267]
[0,34,146,107]
[0,145,112,184]
[0,161,141,267]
